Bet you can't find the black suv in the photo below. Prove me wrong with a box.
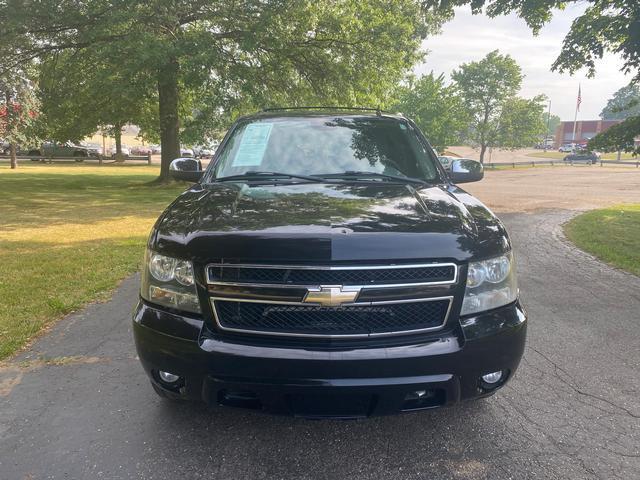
[133,109,527,418]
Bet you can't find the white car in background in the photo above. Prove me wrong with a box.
[193,144,218,158]
[108,145,131,157]
[559,143,576,153]
[131,145,152,155]
[180,147,194,157]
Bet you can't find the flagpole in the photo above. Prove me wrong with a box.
[572,84,580,143]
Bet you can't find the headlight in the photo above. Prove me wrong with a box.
[141,250,201,314]
[461,252,517,315]
[149,254,177,282]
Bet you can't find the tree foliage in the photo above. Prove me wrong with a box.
[593,83,640,154]
[421,1,640,81]
[393,73,470,152]
[421,0,640,156]
[0,63,42,169]
[3,0,440,180]
[600,84,640,120]
[544,112,561,137]
[589,117,640,153]
[38,50,155,153]
[451,50,523,162]
[496,95,547,149]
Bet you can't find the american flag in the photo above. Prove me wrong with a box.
[576,85,582,112]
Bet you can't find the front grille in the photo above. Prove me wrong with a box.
[208,264,456,286]
[213,299,451,337]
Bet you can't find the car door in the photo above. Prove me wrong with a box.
[41,141,55,156]
[62,142,77,156]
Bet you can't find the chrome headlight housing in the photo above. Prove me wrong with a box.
[140,249,201,314]
[461,252,517,315]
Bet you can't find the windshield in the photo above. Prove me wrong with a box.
[208,116,441,182]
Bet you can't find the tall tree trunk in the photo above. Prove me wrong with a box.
[479,106,490,164]
[157,59,180,181]
[114,125,122,154]
[114,124,124,161]
[9,143,17,169]
[479,143,487,164]
[5,91,17,169]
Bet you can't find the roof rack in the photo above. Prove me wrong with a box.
[261,106,386,116]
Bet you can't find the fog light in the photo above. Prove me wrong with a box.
[481,371,503,384]
[405,390,429,400]
[159,371,180,384]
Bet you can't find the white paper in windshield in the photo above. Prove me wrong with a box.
[232,123,273,167]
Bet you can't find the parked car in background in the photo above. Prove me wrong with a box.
[180,146,194,157]
[534,138,555,149]
[559,143,576,153]
[193,144,217,158]
[80,142,103,156]
[150,144,162,154]
[131,145,152,155]
[28,141,100,161]
[1,140,11,155]
[563,151,599,164]
[108,145,131,157]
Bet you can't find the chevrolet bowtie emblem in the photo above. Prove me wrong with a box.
[303,286,360,307]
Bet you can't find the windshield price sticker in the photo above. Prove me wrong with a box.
[232,123,273,166]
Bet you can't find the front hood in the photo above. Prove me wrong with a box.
[152,182,510,263]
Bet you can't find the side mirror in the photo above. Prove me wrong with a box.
[449,159,484,184]
[169,157,203,182]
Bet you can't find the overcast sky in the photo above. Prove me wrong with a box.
[415,6,632,120]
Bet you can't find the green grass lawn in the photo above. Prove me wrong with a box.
[0,163,186,359]
[528,151,638,161]
[564,205,640,276]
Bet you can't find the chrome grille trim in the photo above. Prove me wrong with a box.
[206,262,458,288]
[210,296,454,339]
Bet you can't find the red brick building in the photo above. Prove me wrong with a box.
[554,120,621,148]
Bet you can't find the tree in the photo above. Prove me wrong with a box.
[592,84,640,154]
[420,0,640,154]
[496,95,547,149]
[589,117,640,153]
[0,67,41,169]
[38,50,155,158]
[600,84,640,120]
[451,50,523,162]
[4,0,440,181]
[544,112,561,138]
[393,73,469,152]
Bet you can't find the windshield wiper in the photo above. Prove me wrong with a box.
[318,171,429,186]
[214,171,327,183]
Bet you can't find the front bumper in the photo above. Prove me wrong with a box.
[133,300,527,417]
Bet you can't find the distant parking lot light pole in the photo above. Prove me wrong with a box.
[544,100,551,152]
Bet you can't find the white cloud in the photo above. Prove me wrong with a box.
[414,6,633,120]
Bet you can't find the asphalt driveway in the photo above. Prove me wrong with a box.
[1,209,639,479]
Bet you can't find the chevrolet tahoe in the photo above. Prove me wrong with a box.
[133,108,527,418]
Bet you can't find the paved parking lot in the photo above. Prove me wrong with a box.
[464,166,640,213]
[1,168,639,479]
